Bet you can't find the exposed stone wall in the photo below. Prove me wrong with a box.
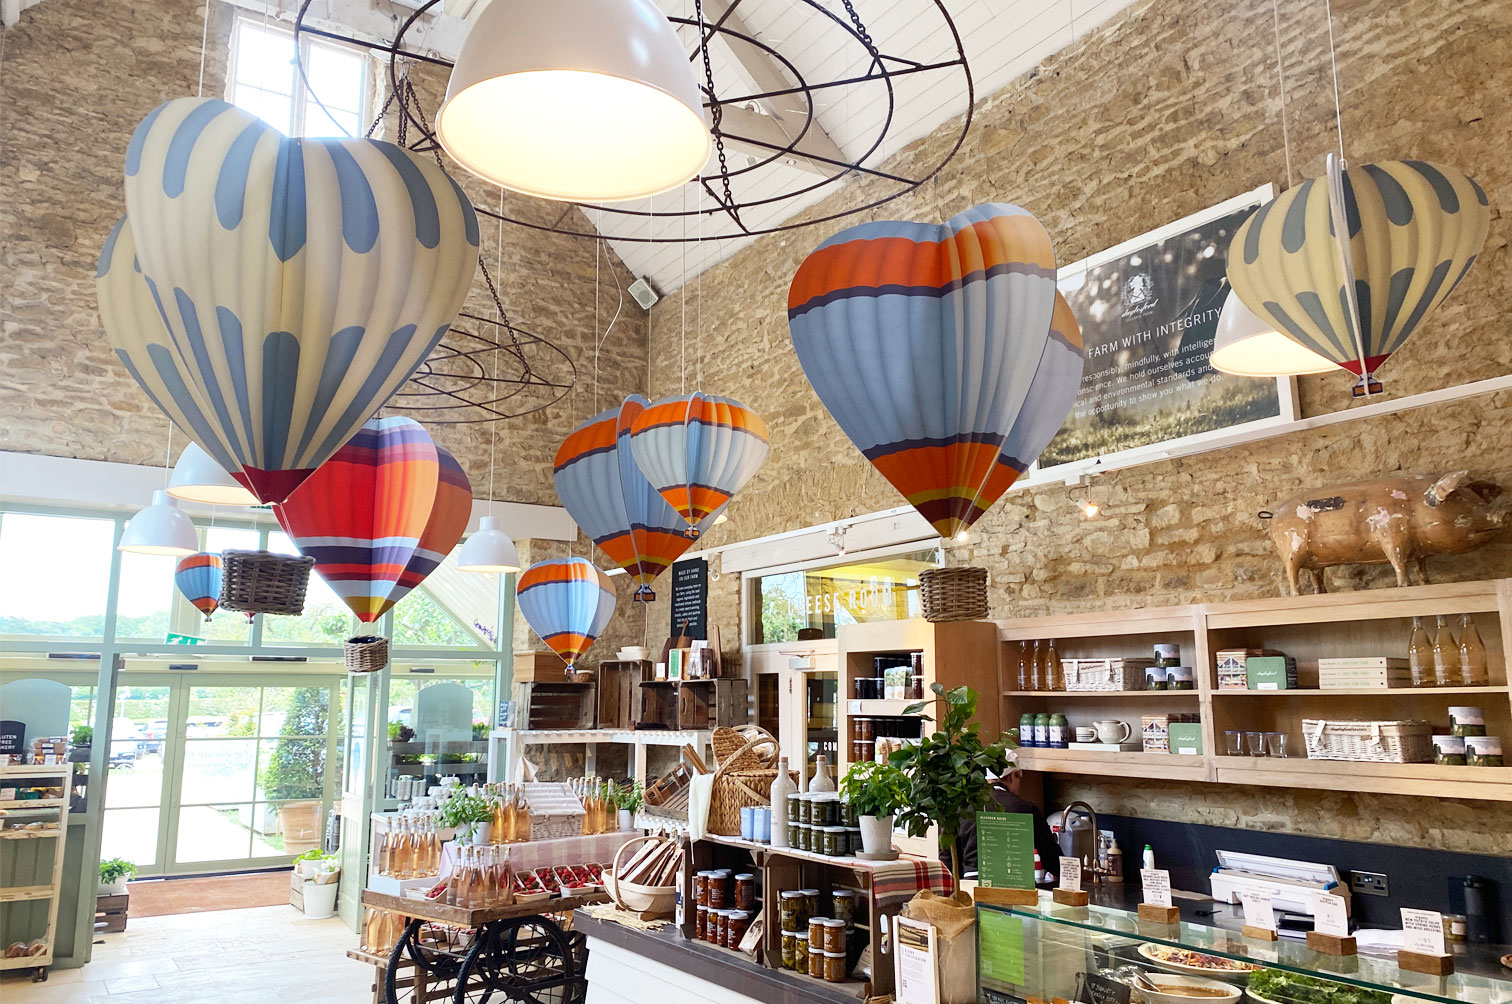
[640,0,1512,849]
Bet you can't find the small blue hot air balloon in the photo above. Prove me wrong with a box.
[627,393,769,537]
[516,559,616,672]
[175,552,222,621]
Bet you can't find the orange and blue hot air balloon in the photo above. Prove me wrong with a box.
[516,558,616,672]
[553,395,725,601]
[786,203,1084,538]
[628,393,769,537]
[175,552,222,621]
[274,416,469,623]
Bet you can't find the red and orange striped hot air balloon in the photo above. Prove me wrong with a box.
[627,393,769,537]
[274,417,471,623]
[786,204,1084,538]
[516,558,616,672]
[553,395,725,601]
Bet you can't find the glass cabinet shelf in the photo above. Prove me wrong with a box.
[977,894,1512,1004]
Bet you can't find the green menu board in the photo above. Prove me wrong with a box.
[978,908,1026,987]
[976,812,1035,890]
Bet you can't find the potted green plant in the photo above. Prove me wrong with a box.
[439,790,492,844]
[838,760,908,855]
[98,857,137,896]
[293,848,340,918]
[388,721,416,744]
[260,687,329,855]
[69,725,94,762]
[612,779,645,830]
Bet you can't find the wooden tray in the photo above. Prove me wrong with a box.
[360,888,606,927]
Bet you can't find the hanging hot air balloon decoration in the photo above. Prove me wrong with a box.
[1226,154,1490,396]
[553,395,726,601]
[274,416,472,625]
[175,552,222,622]
[100,96,480,504]
[627,393,769,538]
[786,203,1084,539]
[516,558,617,673]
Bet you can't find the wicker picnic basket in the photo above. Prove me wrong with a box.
[1302,719,1433,763]
[708,726,793,836]
[218,550,315,615]
[919,566,988,622]
[344,636,389,674]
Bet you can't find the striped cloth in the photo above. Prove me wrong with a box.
[866,855,955,910]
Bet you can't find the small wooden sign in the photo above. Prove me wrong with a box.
[1241,924,1279,942]
[973,886,1040,907]
[1306,931,1357,956]
[1138,903,1181,925]
[1052,888,1090,907]
[1398,949,1455,976]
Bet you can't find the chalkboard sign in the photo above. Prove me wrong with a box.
[669,558,708,640]
[0,721,24,755]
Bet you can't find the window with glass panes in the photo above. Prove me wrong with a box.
[228,17,367,138]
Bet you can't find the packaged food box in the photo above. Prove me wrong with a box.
[1216,648,1278,690]
[1141,715,1170,753]
[1167,723,1203,755]
[1318,657,1411,689]
[1246,655,1299,690]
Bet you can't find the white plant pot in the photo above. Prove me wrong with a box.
[859,814,894,855]
[302,879,338,919]
[98,878,129,896]
[618,809,635,831]
[469,821,493,845]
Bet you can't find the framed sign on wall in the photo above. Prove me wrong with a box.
[1039,185,1297,475]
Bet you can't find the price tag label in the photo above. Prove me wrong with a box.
[1241,889,1276,931]
[1401,908,1447,956]
[1175,746,1199,755]
[1141,869,1172,908]
[1312,891,1349,938]
[1258,682,1279,691]
[1059,857,1082,893]
[848,700,862,714]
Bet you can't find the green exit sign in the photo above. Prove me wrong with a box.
[165,633,204,646]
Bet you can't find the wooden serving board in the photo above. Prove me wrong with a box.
[360,888,606,927]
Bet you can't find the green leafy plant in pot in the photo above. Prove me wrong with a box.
[439,791,492,844]
[612,779,645,830]
[98,857,137,895]
[839,760,908,855]
[69,724,94,762]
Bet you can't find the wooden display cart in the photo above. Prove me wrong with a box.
[998,578,1512,801]
[0,764,72,982]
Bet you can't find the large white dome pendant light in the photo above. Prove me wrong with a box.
[119,490,199,556]
[1210,291,1335,378]
[458,516,522,574]
[167,442,259,506]
[435,0,712,202]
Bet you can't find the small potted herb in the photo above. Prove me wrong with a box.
[838,760,908,855]
[69,725,94,762]
[388,721,416,744]
[98,857,137,896]
[439,791,493,844]
[612,780,645,830]
[294,849,341,917]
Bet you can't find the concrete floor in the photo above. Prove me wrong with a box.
[0,905,372,1004]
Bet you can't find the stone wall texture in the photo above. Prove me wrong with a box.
[641,0,1512,850]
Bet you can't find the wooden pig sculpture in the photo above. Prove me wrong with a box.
[1265,472,1506,595]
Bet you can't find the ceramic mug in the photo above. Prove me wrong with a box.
[1094,719,1132,744]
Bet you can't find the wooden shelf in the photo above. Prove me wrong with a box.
[0,799,64,810]
[0,829,61,841]
[1213,686,1507,697]
[1203,579,1501,629]
[996,606,1201,641]
[1012,748,1210,782]
[846,699,924,716]
[1001,690,1198,698]
[0,885,55,903]
[1214,755,1512,801]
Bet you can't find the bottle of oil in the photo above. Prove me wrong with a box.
[1459,614,1489,686]
[1408,617,1435,687]
[1434,615,1462,687]
[1030,639,1044,692]
[1017,640,1032,691]
[1045,639,1063,691]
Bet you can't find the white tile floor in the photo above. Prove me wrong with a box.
[0,905,374,1004]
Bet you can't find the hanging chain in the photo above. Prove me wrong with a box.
[840,0,881,65]
[695,0,742,230]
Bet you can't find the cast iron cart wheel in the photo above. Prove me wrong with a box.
[385,917,471,1004]
[31,965,49,982]
[453,917,588,1004]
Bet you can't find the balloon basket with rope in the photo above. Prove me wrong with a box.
[345,635,390,675]
[919,567,989,623]
[218,550,315,616]
[707,726,792,836]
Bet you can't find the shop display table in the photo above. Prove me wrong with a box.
[358,888,607,1004]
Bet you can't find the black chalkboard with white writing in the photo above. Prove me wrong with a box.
[669,558,708,640]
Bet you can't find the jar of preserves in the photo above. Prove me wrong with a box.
[734,873,756,911]
[694,870,711,907]
[786,792,802,823]
[808,939,825,978]
[708,870,730,908]
[797,795,812,825]
[715,910,730,947]
[792,931,810,973]
[781,931,797,969]
[831,889,857,925]
[798,888,820,919]
[840,800,858,828]
[696,904,708,940]
[821,918,847,954]
[780,890,809,931]
[808,916,827,947]
[822,825,848,857]
[823,950,847,982]
[854,717,874,741]
[728,910,750,947]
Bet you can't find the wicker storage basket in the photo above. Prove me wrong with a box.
[345,636,388,674]
[919,566,988,622]
[712,725,777,772]
[707,727,792,836]
[604,835,679,918]
[219,550,315,615]
[1063,658,1155,691]
[1302,719,1433,763]
[522,782,588,840]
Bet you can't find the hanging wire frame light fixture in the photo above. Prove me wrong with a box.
[292,0,974,245]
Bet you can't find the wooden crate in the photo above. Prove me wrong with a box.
[95,893,128,933]
[638,682,680,730]
[677,679,749,731]
[520,681,597,730]
[514,650,567,684]
[760,852,888,995]
[598,661,648,730]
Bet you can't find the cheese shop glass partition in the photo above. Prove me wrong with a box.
[748,548,938,644]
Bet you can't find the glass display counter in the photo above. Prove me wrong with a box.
[976,894,1511,1004]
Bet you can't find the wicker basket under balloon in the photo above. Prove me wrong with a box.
[218,550,315,615]
[707,726,794,836]
[919,566,988,622]
[345,636,389,674]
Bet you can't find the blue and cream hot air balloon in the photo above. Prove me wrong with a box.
[175,552,222,621]
[786,204,1084,538]
[516,558,617,673]
[628,393,769,537]
[1226,155,1490,394]
[102,96,480,503]
[553,395,724,601]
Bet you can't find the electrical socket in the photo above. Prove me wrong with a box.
[1349,870,1389,897]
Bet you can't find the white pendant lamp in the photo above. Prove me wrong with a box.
[119,490,199,556]
[1210,291,1335,377]
[435,0,711,202]
[166,442,258,506]
[458,516,521,574]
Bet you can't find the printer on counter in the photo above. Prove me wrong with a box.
[1210,850,1352,920]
